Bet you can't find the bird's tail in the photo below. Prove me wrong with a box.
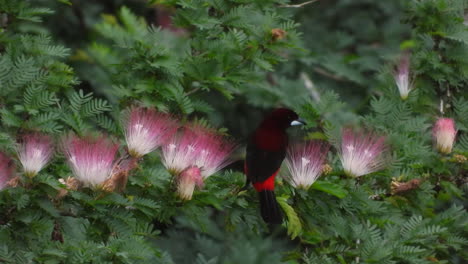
[258,190,282,224]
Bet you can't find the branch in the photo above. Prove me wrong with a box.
[280,0,319,8]
[313,67,346,81]
[300,72,321,102]
[185,87,201,96]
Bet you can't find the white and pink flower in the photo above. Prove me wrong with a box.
[284,141,329,190]
[394,52,412,100]
[63,134,119,188]
[161,127,201,176]
[191,130,237,179]
[162,126,236,179]
[161,125,237,199]
[0,152,13,190]
[17,133,53,177]
[124,107,178,158]
[339,128,389,177]
[433,118,457,154]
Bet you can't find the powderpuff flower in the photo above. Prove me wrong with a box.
[161,125,237,179]
[191,130,237,179]
[284,141,329,190]
[177,166,203,200]
[17,133,53,177]
[0,152,14,190]
[394,52,412,100]
[433,118,457,154]
[339,128,389,178]
[63,134,119,188]
[161,128,199,176]
[123,107,179,158]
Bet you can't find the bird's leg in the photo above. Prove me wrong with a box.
[241,177,251,191]
[234,177,251,195]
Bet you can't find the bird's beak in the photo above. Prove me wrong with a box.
[291,118,306,126]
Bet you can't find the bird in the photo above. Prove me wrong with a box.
[245,108,305,224]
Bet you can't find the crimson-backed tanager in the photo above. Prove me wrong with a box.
[245,108,305,224]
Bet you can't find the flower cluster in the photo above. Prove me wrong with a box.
[284,141,329,190]
[0,105,459,199]
[283,128,391,190]
[161,125,236,199]
[56,107,235,196]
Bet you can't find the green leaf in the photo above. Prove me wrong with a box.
[277,196,302,239]
[310,180,348,199]
[440,181,463,199]
[445,25,468,45]
[57,0,72,5]
[37,198,60,217]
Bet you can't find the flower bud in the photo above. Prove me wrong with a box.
[177,166,203,200]
[394,52,411,100]
[433,118,457,154]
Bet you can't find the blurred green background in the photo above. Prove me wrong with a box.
[33,0,409,138]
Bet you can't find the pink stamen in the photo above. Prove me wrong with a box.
[339,128,389,177]
[63,134,119,187]
[17,133,53,177]
[284,141,329,189]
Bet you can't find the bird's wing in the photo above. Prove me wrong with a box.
[245,142,286,183]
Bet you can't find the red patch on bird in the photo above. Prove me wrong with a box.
[253,170,278,191]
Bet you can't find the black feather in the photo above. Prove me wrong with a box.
[245,142,285,183]
[259,190,282,224]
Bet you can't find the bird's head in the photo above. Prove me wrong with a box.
[260,108,306,130]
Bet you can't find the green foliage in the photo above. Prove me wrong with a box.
[277,195,302,239]
[86,1,300,116]
[0,0,467,263]
[0,2,114,135]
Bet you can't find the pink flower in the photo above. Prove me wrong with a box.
[433,118,457,154]
[339,128,389,177]
[0,152,14,190]
[177,166,203,200]
[161,125,237,179]
[124,107,178,157]
[63,134,119,187]
[284,141,329,189]
[191,129,237,179]
[394,51,411,100]
[17,133,53,177]
[161,127,199,175]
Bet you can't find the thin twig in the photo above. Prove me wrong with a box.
[313,67,346,81]
[280,0,320,8]
[300,72,321,102]
[439,99,444,115]
[185,87,201,96]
